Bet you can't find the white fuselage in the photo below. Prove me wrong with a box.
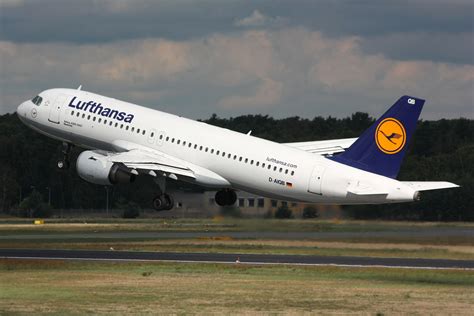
[16,88,418,204]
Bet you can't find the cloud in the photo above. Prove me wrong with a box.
[234,10,286,28]
[1,28,472,120]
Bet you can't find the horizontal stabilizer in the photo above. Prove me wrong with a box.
[402,181,459,191]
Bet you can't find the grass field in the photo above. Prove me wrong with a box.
[1,217,473,233]
[1,218,473,314]
[1,259,473,315]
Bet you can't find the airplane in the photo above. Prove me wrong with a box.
[16,87,458,211]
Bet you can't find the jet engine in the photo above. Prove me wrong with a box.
[76,151,136,185]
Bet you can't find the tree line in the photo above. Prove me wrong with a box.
[0,112,472,221]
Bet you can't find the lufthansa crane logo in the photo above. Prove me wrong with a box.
[375,118,406,154]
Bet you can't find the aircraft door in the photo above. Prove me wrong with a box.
[308,164,326,195]
[148,128,157,145]
[49,94,67,124]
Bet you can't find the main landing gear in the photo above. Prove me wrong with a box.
[152,176,175,211]
[57,142,72,170]
[215,189,237,206]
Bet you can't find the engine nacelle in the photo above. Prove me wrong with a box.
[76,151,136,185]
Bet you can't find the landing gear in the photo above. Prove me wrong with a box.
[152,176,174,211]
[152,194,174,211]
[57,142,72,170]
[215,189,237,206]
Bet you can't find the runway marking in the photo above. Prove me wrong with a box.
[2,256,473,271]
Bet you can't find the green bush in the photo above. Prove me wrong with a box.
[19,190,52,218]
[275,204,293,219]
[219,206,242,218]
[116,198,141,218]
[302,206,318,219]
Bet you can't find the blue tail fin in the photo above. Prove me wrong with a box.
[330,96,424,178]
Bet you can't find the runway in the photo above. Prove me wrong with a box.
[1,248,473,270]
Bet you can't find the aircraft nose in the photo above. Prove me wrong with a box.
[16,102,28,119]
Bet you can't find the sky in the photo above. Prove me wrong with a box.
[0,0,473,120]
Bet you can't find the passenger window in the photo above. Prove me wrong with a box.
[172,138,175,143]
[268,165,271,170]
[88,115,91,120]
[216,150,219,155]
[205,147,208,152]
[159,135,163,140]
[126,125,129,130]
[211,149,214,154]
[256,161,259,167]
[151,132,154,137]
[166,136,169,141]
[93,116,96,122]
[279,167,282,172]
[239,157,242,162]
[273,166,277,171]
[222,152,225,157]
[138,129,141,133]
[115,123,118,127]
[250,160,254,165]
[194,144,197,149]
[98,118,101,123]
[285,169,288,174]
[131,127,134,132]
[71,111,74,115]
[77,112,80,117]
[199,146,203,151]
[291,171,295,176]
[177,140,180,144]
[121,124,124,129]
[245,158,248,163]
[142,130,146,135]
[109,121,113,126]
[233,155,237,160]
[262,163,265,168]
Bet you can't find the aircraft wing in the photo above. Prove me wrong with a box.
[99,140,230,187]
[284,138,357,155]
[106,148,196,179]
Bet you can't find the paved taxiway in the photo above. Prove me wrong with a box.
[1,249,473,269]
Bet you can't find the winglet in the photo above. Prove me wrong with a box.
[330,96,424,178]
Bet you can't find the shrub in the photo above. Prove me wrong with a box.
[275,204,293,219]
[219,206,242,218]
[19,190,52,218]
[302,206,318,219]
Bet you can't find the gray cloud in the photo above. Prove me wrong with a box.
[1,28,472,120]
[1,0,472,64]
[0,1,472,120]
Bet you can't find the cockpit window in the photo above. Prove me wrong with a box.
[31,96,43,106]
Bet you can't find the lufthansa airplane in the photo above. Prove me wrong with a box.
[16,88,458,210]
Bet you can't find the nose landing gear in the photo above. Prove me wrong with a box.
[57,142,72,170]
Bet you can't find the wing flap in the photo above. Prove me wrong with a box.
[106,149,196,179]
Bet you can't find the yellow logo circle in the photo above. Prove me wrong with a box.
[375,118,406,154]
